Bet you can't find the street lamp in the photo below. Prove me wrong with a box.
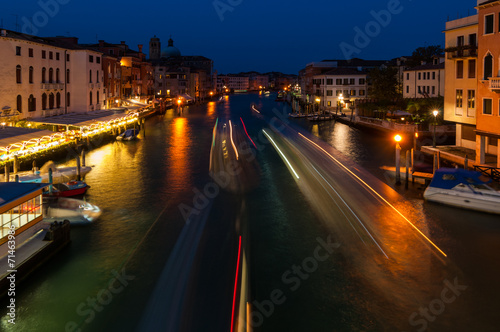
[394,134,402,185]
[177,99,182,113]
[337,93,343,116]
[315,97,320,115]
[432,110,439,148]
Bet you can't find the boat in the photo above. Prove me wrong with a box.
[263,91,270,95]
[251,105,261,114]
[43,197,102,224]
[116,128,139,141]
[275,92,284,101]
[423,168,500,214]
[7,161,92,184]
[44,180,90,197]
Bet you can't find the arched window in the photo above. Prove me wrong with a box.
[49,68,53,83]
[29,66,33,83]
[97,70,99,83]
[66,69,70,83]
[42,67,46,83]
[16,95,22,112]
[49,93,54,109]
[97,91,100,104]
[42,93,47,110]
[89,91,93,105]
[484,54,493,80]
[28,95,36,112]
[67,92,70,107]
[16,65,21,83]
[56,92,61,108]
[108,63,111,74]
[56,68,60,83]
[89,70,92,83]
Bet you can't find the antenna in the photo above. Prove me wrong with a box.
[11,14,19,32]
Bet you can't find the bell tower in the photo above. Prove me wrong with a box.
[149,36,161,60]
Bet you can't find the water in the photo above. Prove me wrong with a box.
[1,93,499,331]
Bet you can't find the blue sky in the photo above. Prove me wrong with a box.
[2,0,473,74]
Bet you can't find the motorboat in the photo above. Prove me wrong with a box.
[423,168,500,214]
[275,92,284,101]
[116,128,139,141]
[44,180,89,197]
[43,197,102,224]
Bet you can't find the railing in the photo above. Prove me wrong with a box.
[474,165,500,183]
[489,77,500,90]
[446,45,477,59]
[42,108,64,117]
[41,83,64,90]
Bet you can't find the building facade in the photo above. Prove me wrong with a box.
[444,14,478,151]
[403,58,445,98]
[476,0,500,166]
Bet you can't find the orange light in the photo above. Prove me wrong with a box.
[415,132,419,138]
[177,99,181,105]
[394,134,402,142]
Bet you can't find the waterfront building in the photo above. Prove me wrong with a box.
[403,57,445,98]
[249,74,270,90]
[444,14,478,152]
[475,0,500,167]
[312,68,368,111]
[218,75,250,91]
[0,29,104,119]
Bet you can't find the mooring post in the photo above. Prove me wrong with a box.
[5,163,9,182]
[49,168,53,194]
[15,174,19,183]
[76,155,81,181]
[81,149,86,167]
[13,155,19,174]
[32,160,37,174]
[464,155,468,170]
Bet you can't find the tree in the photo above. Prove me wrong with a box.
[367,67,400,103]
[406,45,443,68]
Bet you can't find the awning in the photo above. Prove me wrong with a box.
[179,94,194,101]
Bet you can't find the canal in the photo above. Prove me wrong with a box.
[1,93,499,331]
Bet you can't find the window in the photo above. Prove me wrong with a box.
[456,61,464,79]
[42,50,46,59]
[97,91,99,103]
[28,95,35,112]
[49,51,53,60]
[89,55,94,63]
[49,68,53,83]
[109,49,114,55]
[344,90,349,96]
[336,79,342,85]
[457,35,465,47]
[16,65,21,83]
[56,68,60,83]
[96,57,100,64]
[406,86,409,93]
[66,92,70,107]
[56,92,61,108]
[359,78,365,84]
[42,93,47,110]
[66,69,70,83]
[359,90,365,96]
[327,90,333,96]
[468,59,476,78]
[350,90,356,96]
[16,46,21,56]
[484,54,493,79]
[483,98,492,115]
[89,70,92,83]
[42,67,46,83]
[418,86,422,93]
[17,95,22,112]
[326,79,333,85]
[66,53,70,61]
[29,66,33,83]
[418,72,421,80]
[468,90,475,109]
[336,90,342,96]
[343,78,349,85]
[89,91,93,105]
[469,33,477,47]
[97,70,100,83]
[456,90,463,108]
[485,14,494,34]
[406,73,409,80]
[49,93,54,109]
[29,48,33,57]
[56,52,60,60]
[432,72,436,80]
[350,78,355,85]
[432,86,436,95]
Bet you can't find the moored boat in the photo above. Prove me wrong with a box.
[44,180,89,197]
[116,128,139,141]
[423,168,500,214]
[43,197,102,224]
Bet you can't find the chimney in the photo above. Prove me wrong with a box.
[138,44,143,53]
[1,29,6,37]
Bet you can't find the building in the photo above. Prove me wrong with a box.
[249,74,269,90]
[403,57,445,98]
[219,75,250,91]
[444,14,478,151]
[312,68,368,111]
[475,0,500,167]
[0,29,105,119]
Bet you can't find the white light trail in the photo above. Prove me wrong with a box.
[262,129,299,179]
[229,120,239,160]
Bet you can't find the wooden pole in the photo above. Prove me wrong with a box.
[81,149,86,167]
[49,168,53,194]
[13,155,19,174]
[405,150,410,189]
[464,155,468,170]
[5,163,9,182]
[32,160,37,173]
[76,155,81,181]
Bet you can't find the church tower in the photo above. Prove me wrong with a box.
[149,36,161,60]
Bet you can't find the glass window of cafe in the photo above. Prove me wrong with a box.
[1,195,42,238]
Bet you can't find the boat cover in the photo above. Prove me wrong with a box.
[429,168,491,189]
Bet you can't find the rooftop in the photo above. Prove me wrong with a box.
[0,182,48,208]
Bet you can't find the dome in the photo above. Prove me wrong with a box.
[161,38,181,58]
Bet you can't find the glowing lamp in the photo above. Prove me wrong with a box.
[394,134,402,143]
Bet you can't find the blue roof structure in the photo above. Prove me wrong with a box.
[0,182,48,208]
[428,168,491,190]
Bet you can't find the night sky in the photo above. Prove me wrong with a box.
[2,0,472,74]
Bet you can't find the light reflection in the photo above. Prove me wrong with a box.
[207,101,216,117]
[169,117,191,191]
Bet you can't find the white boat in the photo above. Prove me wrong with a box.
[43,197,102,224]
[423,168,500,214]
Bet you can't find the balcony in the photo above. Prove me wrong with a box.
[445,45,477,59]
[41,83,64,90]
[488,77,500,92]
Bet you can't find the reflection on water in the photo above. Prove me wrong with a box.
[169,117,191,192]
